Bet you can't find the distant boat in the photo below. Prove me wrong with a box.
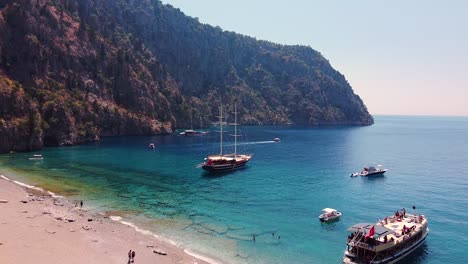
[351,165,387,177]
[200,103,252,172]
[180,129,209,136]
[180,110,208,136]
[273,138,281,142]
[29,154,43,160]
[149,143,155,149]
[319,208,342,222]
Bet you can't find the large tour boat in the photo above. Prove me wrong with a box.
[200,103,252,172]
[343,208,429,264]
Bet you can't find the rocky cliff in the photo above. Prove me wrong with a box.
[0,0,373,153]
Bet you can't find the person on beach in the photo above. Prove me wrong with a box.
[131,250,135,262]
[128,250,132,263]
[80,200,83,208]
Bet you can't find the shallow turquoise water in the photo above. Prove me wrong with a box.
[1,116,467,264]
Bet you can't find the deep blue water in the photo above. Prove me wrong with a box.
[1,116,467,264]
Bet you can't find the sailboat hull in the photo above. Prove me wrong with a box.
[200,103,252,173]
[202,159,250,172]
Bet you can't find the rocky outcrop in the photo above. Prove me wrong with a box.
[0,0,372,153]
[0,76,42,152]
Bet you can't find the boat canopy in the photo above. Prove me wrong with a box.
[346,223,395,237]
[322,208,337,213]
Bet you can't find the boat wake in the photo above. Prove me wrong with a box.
[225,140,275,146]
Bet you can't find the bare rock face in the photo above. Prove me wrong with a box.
[0,0,372,153]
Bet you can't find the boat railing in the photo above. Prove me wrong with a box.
[354,241,375,251]
[348,232,377,251]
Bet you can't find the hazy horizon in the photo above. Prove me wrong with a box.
[161,0,468,117]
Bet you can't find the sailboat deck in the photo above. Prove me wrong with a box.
[207,154,252,162]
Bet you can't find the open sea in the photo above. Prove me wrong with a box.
[1,115,467,264]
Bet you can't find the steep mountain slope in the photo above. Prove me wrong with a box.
[0,0,373,153]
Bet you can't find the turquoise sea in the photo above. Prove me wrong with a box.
[1,116,467,264]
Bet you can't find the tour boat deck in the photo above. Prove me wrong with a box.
[347,213,427,252]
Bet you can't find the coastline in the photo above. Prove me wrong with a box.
[0,174,218,264]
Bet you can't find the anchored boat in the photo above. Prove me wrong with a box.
[319,208,342,222]
[200,103,252,172]
[180,110,209,136]
[343,208,428,264]
[28,154,43,160]
[351,165,387,177]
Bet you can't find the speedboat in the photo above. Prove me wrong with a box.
[273,138,281,142]
[343,208,428,264]
[319,208,342,222]
[28,154,43,160]
[352,165,387,177]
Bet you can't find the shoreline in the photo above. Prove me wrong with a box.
[0,173,220,264]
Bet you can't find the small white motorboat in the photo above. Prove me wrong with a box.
[319,208,342,222]
[273,138,281,142]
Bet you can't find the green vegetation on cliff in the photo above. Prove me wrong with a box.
[0,0,372,152]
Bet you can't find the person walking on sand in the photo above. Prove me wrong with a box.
[128,250,132,263]
[131,250,135,263]
[80,200,83,208]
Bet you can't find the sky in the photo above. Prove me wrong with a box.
[161,0,468,116]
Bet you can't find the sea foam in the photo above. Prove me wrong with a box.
[1,174,62,198]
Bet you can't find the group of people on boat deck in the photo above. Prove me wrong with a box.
[402,225,416,235]
[380,208,408,224]
[394,208,406,220]
[395,208,406,221]
[382,235,395,244]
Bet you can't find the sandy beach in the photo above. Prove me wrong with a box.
[0,175,212,264]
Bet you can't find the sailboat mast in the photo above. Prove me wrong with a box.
[234,103,237,157]
[190,109,193,130]
[219,105,223,156]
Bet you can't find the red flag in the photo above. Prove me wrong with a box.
[365,226,375,238]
